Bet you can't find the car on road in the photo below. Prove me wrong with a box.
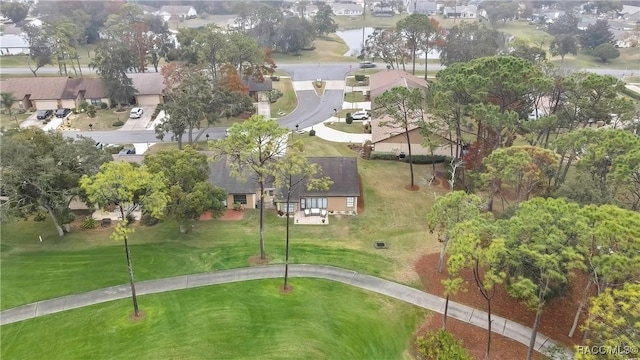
[351,111,370,120]
[36,110,53,120]
[129,107,144,119]
[359,61,376,69]
[55,108,71,118]
[118,148,136,155]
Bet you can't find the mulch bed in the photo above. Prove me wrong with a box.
[199,209,244,221]
[413,313,542,360]
[414,252,590,357]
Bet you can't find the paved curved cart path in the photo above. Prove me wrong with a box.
[0,264,572,357]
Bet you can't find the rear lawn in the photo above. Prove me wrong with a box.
[550,47,640,70]
[1,136,447,309]
[271,78,297,117]
[0,279,427,360]
[325,121,367,134]
[60,109,128,131]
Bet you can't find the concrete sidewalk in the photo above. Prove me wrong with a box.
[0,264,571,358]
[303,118,371,144]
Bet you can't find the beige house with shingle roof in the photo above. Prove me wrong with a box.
[0,77,109,111]
[128,73,165,106]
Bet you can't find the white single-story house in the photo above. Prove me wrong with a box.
[156,6,197,22]
[444,5,477,18]
[332,3,364,16]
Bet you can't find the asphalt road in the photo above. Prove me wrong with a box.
[63,89,344,144]
[2,63,634,145]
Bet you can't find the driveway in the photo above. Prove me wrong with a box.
[119,105,157,131]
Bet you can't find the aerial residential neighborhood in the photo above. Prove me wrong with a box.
[0,1,639,359]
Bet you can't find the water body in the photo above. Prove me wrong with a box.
[335,27,441,59]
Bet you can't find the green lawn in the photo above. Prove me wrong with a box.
[345,91,365,102]
[550,47,640,70]
[271,34,351,63]
[332,11,408,30]
[1,279,427,360]
[0,112,30,130]
[60,109,127,131]
[1,137,447,309]
[495,20,553,46]
[271,78,297,117]
[325,121,367,134]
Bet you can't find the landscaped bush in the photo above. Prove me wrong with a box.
[415,329,471,360]
[112,120,124,127]
[87,105,97,118]
[370,152,398,160]
[354,74,366,82]
[140,213,160,226]
[405,155,449,164]
[71,108,78,114]
[100,102,108,110]
[269,89,283,103]
[105,145,124,154]
[78,101,89,112]
[346,114,353,124]
[309,129,316,136]
[363,122,371,133]
[81,216,97,229]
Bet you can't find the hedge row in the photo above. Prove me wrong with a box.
[370,151,449,164]
[621,86,640,100]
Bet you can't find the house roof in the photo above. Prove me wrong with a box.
[209,157,261,194]
[244,78,273,92]
[158,6,195,15]
[444,5,477,14]
[371,114,422,143]
[408,0,438,14]
[369,69,428,108]
[285,157,360,199]
[0,34,29,48]
[128,72,165,95]
[333,3,364,12]
[0,77,69,100]
[62,78,106,99]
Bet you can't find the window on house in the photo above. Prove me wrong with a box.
[268,190,274,196]
[346,197,354,208]
[301,197,327,209]
[90,99,100,105]
[233,194,247,204]
[284,203,296,213]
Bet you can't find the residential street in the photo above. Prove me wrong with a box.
[2,63,633,145]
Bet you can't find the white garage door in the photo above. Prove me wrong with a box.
[136,95,161,106]
[34,100,58,110]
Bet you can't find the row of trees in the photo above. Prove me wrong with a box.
[423,56,638,209]
[547,13,622,62]
[428,192,640,360]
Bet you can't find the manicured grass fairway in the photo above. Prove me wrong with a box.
[1,279,428,360]
[1,137,446,309]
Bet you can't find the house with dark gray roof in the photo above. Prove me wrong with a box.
[209,156,360,216]
[243,78,273,101]
[128,72,166,105]
[274,157,360,216]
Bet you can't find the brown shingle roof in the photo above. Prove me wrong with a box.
[62,78,106,99]
[0,77,106,101]
[0,77,68,100]
[369,69,428,109]
[128,72,165,95]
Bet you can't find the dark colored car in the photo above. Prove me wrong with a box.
[36,110,53,120]
[55,108,71,118]
[118,148,136,155]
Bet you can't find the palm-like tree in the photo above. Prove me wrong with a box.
[1,92,17,125]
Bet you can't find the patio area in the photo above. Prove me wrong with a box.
[292,210,329,225]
